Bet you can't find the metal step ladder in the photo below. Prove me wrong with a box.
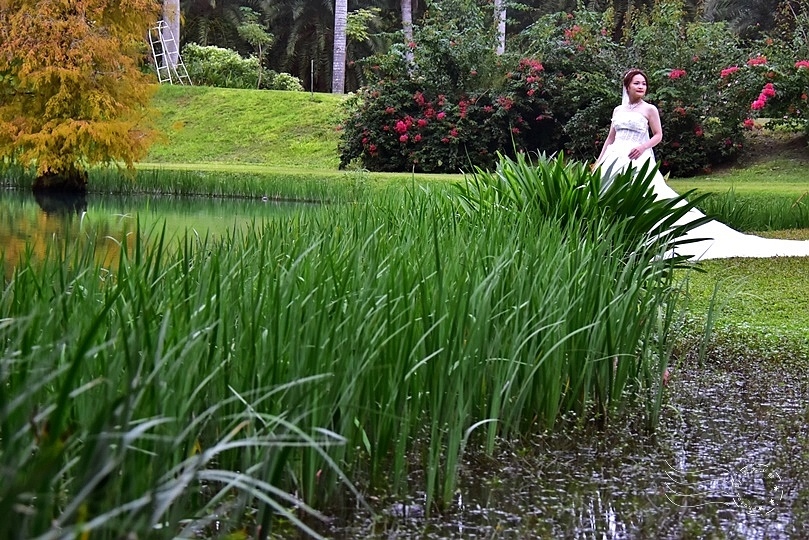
[148,20,192,85]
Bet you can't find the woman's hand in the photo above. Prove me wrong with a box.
[628,146,645,160]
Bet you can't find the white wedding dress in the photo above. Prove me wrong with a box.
[597,109,809,260]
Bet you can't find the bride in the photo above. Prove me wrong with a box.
[595,68,809,260]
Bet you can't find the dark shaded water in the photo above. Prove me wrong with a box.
[323,356,809,539]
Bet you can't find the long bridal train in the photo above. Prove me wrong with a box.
[596,109,809,260]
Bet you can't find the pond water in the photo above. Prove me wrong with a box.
[324,353,809,539]
[0,189,309,276]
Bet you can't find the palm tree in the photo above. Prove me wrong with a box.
[494,0,506,54]
[163,0,181,68]
[332,0,348,93]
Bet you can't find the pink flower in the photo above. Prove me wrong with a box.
[669,69,687,79]
[747,56,767,66]
[441,137,449,143]
[796,60,809,69]
[720,65,740,78]
[399,134,408,143]
[417,118,428,128]
[407,41,417,49]
[743,118,755,129]
[511,127,520,134]
[385,106,395,114]
[368,144,377,152]
[527,88,535,96]
[762,83,776,97]
[483,105,493,113]
[694,126,703,137]
[414,134,422,142]
[470,69,477,76]
[436,111,446,120]
[362,137,368,144]
[450,128,458,137]
[751,99,766,110]
[395,120,408,134]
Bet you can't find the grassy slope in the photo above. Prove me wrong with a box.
[145,86,809,343]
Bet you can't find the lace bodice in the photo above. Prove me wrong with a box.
[612,110,650,146]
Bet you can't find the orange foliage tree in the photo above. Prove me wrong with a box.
[0,0,161,191]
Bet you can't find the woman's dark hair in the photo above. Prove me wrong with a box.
[623,68,648,89]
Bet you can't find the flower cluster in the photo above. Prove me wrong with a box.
[796,60,809,69]
[751,82,776,110]
[720,65,740,78]
[669,69,687,79]
[747,55,767,66]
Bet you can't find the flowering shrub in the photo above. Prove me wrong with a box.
[518,8,622,160]
[338,2,553,173]
[338,61,553,173]
[627,1,749,176]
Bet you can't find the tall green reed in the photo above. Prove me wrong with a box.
[2,154,707,530]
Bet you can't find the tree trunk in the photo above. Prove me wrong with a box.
[494,0,506,55]
[163,0,181,69]
[332,0,348,94]
[32,167,88,193]
[402,0,414,64]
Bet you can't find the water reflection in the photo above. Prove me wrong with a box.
[0,189,310,277]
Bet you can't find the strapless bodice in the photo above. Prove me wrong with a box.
[612,110,650,146]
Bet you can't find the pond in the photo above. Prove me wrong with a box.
[0,189,311,277]
[323,354,809,539]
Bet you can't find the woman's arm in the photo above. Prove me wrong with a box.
[595,110,618,165]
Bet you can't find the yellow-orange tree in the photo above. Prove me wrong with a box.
[0,0,161,191]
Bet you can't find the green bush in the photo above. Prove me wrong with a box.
[517,8,623,161]
[626,1,749,176]
[182,43,303,91]
[338,1,553,173]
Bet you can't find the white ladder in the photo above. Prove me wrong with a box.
[148,20,191,85]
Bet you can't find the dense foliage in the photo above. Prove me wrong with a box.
[182,43,304,91]
[0,0,161,190]
[2,154,702,536]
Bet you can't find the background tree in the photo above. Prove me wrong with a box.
[0,0,161,191]
[237,6,274,88]
[333,0,348,93]
[163,0,181,68]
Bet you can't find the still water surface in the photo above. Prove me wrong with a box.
[1,189,308,275]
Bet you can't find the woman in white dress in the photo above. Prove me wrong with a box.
[595,69,809,260]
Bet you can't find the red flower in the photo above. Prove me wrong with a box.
[751,99,766,110]
[669,69,687,79]
[694,126,703,137]
[414,134,422,142]
[441,137,450,143]
[796,60,809,69]
[436,111,446,120]
[368,144,377,152]
[762,83,776,97]
[407,41,417,49]
[385,106,395,114]
[395,121,408,134]
[450,128,459,137]
[743,118,755,129]
[417,118,428,128]
[399,134,408,143]
[747,56,767,66]
[720,66,740,78]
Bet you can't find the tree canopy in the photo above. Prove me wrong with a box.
[0,0,161,190]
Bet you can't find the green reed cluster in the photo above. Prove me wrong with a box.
[0,154,706,538]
